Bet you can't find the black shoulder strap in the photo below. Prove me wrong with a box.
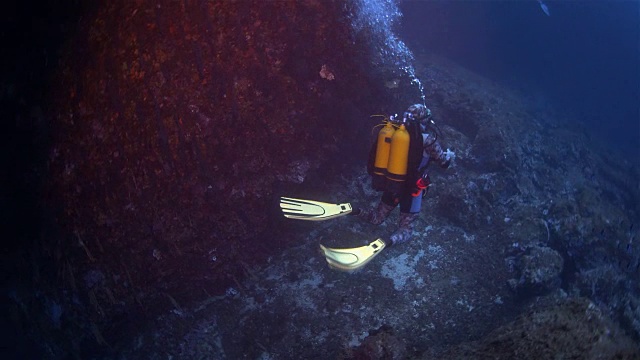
[405,121,423,186]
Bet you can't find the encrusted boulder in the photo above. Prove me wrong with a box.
[349,325,407,360]
[423,297,640,359]
[507,245,564,294]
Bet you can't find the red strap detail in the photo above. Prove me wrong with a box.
[416,178,428,189]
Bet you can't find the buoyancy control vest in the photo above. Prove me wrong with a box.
[368,117,423,194]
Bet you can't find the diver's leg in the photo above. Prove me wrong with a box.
[388,192,422,245]
[354,192,397,225]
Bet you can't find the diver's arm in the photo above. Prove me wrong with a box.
[424,134,450,168]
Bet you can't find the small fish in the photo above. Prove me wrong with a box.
[600,229,605,236]
[537,0,550,16]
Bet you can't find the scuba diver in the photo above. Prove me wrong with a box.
[280,103,455,271]
[354,103,453,246]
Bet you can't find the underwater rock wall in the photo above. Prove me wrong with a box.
[38,0,396,356]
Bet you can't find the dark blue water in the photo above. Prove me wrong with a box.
[399,0,639,160]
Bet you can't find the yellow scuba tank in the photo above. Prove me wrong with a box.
[386,124,410,188]
[373,122,395,177]
[371,121,395,190]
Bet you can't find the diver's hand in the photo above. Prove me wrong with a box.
[442,148,456,168]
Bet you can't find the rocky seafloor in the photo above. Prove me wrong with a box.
[107,53,640,359]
